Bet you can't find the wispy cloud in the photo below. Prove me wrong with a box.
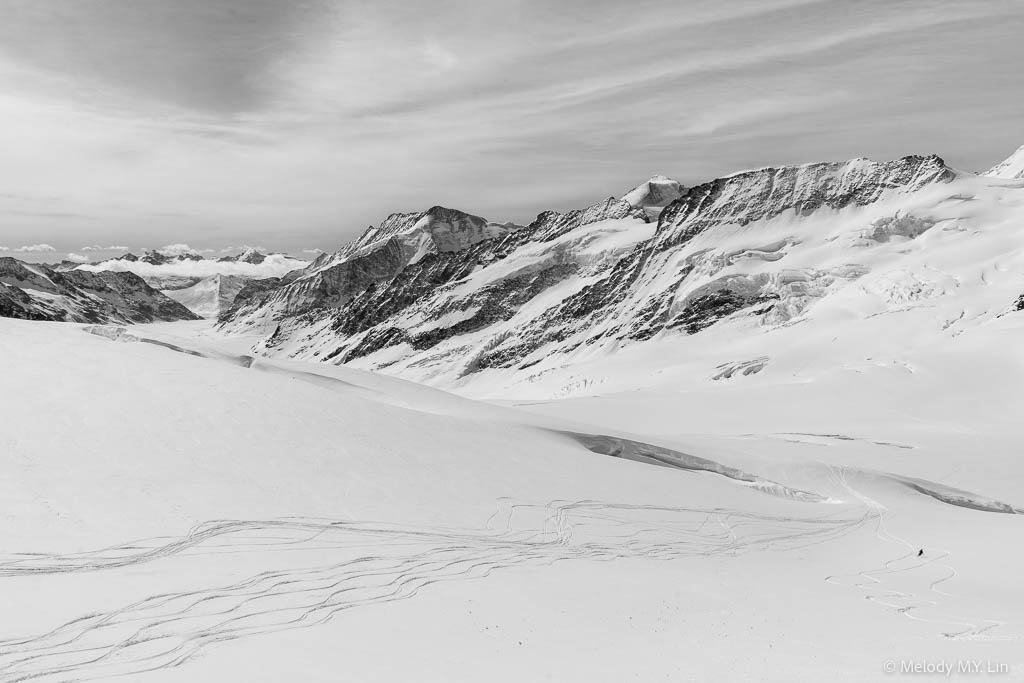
[81,244,129,251]
[14,244,56,252]
[0,0,1021,252]
[0,0,338,114]
[220,244,266,253]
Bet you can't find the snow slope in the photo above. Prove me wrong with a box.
[449,168,1024,399]
[0,317,1021,682]
[986,144,1024,179]
[3,147,1023,682]
[161,274,248,319]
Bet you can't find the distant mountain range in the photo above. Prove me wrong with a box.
[1,247,307,323]
[4,146,1023,368]
[210,147,1024,393]
[0,257,199,323]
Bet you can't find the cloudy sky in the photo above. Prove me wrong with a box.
[0,0,1022,260]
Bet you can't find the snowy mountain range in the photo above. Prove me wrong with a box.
[3,144,1024,683]
[4,147,1023,354]
[211,147,1024,396]
[4,147,1019,360]
[0,246,310,323]
[0,256,199,323]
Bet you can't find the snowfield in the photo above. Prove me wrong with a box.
[3,150,1024,682]
[1,314,1022,682]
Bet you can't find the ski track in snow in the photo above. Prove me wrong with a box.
[31,324,1017,680]
[823,467,1013,642]
[0,500,869,683]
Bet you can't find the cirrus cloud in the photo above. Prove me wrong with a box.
[15,243,56,252]
[0,0,1021,254]
[81,244,130,251]
[220,244,267,254]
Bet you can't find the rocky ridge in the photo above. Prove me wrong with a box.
[0,257,200,324]
[213,153,1000,391]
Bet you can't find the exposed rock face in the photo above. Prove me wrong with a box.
[0,257,200,324]
[140,250,204,266]
[217,154,964,384]
[319,206,503,265]
[863,214,936,242]
[528,197,649,242]
[222,206,523,332]
[622,175,686,220]
[653,156,953,252]
[0,279,49,321]
[49,260,85,273]
[219,277,283,322]
[218,248,269,265]
[145,275,204,291]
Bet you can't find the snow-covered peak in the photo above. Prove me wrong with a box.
[299,206,511,280]
[140,248,203,266]
[218,247,270,265]
[0,255,199,323]
[985,144,1024,179]
[622,175,685,209]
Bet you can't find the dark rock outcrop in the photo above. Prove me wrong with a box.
[222,206,522,328]
[219,277,283,322]
[217,155,958,378]
[0,257,200,324]
[654,155,954,252]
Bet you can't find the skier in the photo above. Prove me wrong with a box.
[917,549,924,557]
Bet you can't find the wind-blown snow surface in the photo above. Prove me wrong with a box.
[1,317,1022,682]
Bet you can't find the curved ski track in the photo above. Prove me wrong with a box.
[0,500,867,682]
[823,467,1014,642]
